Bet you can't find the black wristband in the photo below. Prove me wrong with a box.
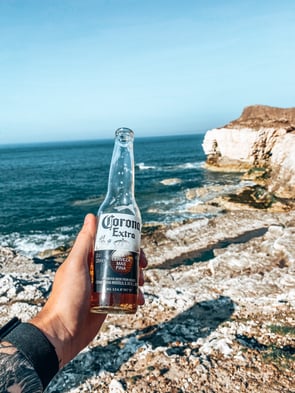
[4,322,59,388]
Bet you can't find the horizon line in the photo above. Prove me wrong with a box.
[0,131,206,148]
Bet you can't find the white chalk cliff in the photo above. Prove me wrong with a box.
[202,105,295,198]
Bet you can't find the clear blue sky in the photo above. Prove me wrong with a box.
[0,0,295,144]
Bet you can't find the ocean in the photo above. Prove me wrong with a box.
[0,133,241,257]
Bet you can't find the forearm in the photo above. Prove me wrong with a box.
[0,341,43,392]
[0,322,59,392]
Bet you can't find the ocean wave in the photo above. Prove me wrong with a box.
[146,193,204,223]
[159,161,204,172]
[136,161,204,172]
[72,197,102,206]
[27,215,73,224]
[160,178,182,186]
[136,162,157,170]
[173,162,204,170]
[0,225,79,257]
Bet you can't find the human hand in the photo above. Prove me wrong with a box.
[31,213,147,368]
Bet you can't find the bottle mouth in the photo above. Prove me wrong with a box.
[115,127,134,143]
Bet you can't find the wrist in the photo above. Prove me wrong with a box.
[3,321,59,388]
[30,312,69,369]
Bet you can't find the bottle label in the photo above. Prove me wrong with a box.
[94,213,141,252]
[93,213,141,294]
[94,250,139,294]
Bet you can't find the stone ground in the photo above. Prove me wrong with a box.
[1,194,295,393]
[46,207,295,393]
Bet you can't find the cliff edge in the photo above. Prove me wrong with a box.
[226,105,295,131]
[202,105,295,198]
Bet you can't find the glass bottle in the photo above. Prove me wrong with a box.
[90,127,141,314]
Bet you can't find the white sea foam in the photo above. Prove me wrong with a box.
[181,197,203,210]
[72,197,102,206]
[146,193,205,224]
[173,162,204,170]
[136,161,204,172]
[158,161,204,172]
[160,178,182,186]
[136,162,156,170]
[0,227,78,258]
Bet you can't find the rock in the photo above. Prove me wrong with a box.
[0,272,53,324]
[185,181,295,214]
[109,379,126,392]
[202,105,295,198]
[226,105,295,130]
[0,246,54,324]
[202,127,258,164]
[141,210,282,268]
[0,246,44,274]
[37,244,72,265]
[269,132,295,197]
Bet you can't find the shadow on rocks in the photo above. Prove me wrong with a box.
[49,296,234,391]
[157,227,268,269]
[139,295,235,355]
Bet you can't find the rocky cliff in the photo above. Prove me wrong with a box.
[225,105,295,131]
[202,105,295,198]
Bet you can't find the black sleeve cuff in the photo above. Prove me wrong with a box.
[5,322,59,389]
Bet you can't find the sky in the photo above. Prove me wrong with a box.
[0,0,295,144]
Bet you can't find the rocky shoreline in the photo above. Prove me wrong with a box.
[1,194,294,392]
[1,105,295,392]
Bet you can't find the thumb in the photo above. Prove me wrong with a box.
[68,214,97,264]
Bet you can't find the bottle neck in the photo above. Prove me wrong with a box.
[105,129,135,206]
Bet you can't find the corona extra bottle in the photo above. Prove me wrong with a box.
[90,128,141,314]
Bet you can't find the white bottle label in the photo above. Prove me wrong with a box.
[95,213,141,252]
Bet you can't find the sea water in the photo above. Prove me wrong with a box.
[0,134,241,257]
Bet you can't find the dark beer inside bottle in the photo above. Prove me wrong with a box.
[90,249,139,314]
[90,292,138,314]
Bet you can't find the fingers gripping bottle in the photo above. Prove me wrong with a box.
[90,128,141,314]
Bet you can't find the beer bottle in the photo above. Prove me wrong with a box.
[90,127,141,314]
